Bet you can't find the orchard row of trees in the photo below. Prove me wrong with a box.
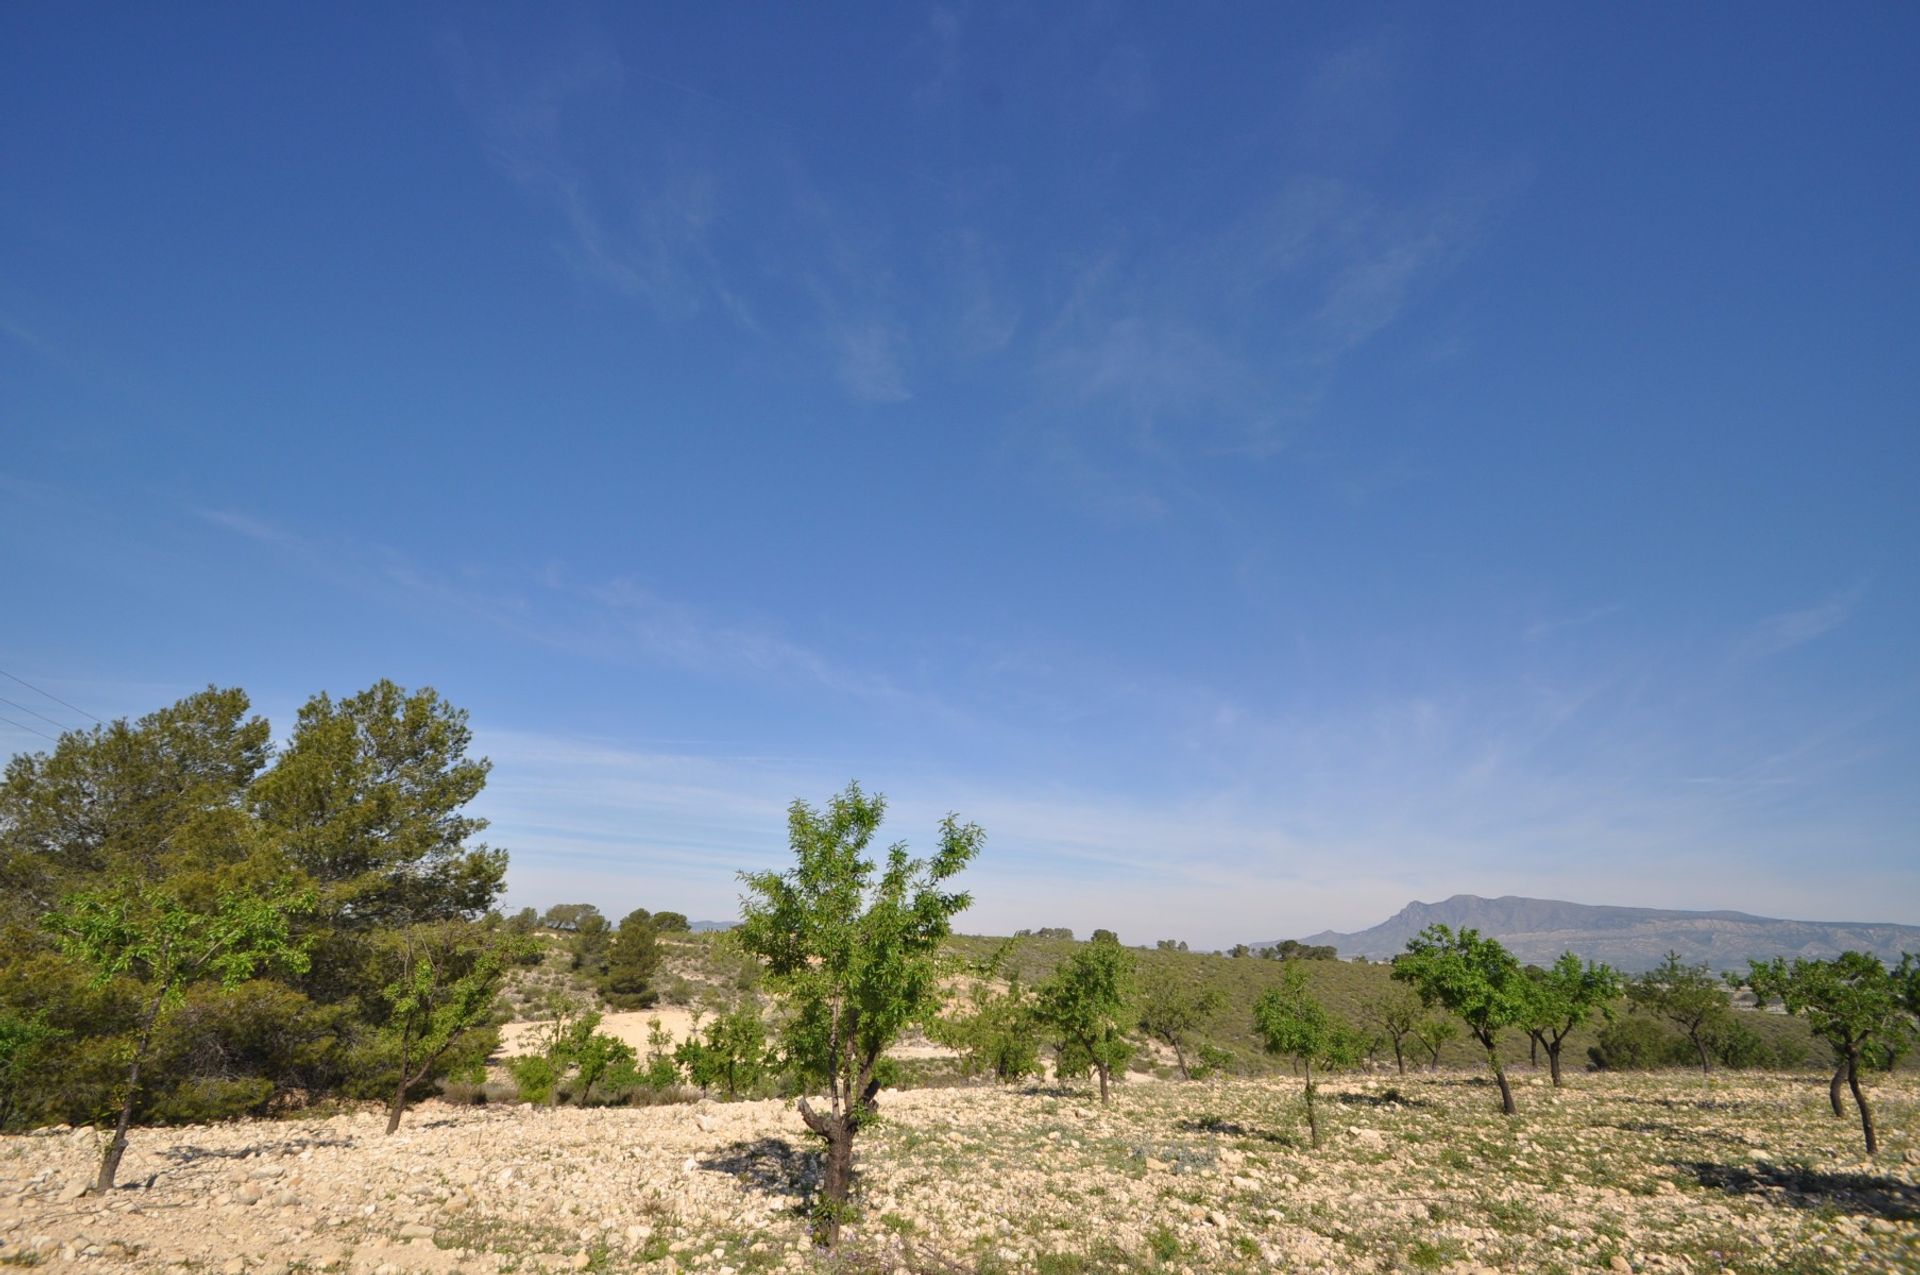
[1382,925,1920,1155]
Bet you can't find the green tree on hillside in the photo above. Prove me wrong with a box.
[2,687,273,929]
[1039,933,1136,1103]
[47,879,311,1191]
[601,908,662,1009]
[567,911,613,979]
[1630,953,1730,1076]
[371,920,521,1133]
[935,941,1043,1083]
[675,1002,772,1099]
[1413,1016,1457,1070]
[540,903,603,932]
[1520,953,1623,1087]
[650,911,691,933]
[1745,952,1915,1156]
[1394,925,1529,1115]
[1253,961,1361,1148]
[1361,986,1427,1075]
[735,783,983,1247]
[1137,963,1222,1080]
[251,681,504,929]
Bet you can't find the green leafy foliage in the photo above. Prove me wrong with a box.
[1137,960,1224,1080]
[370,920,522,1132]
[1253,961,1362,1148]
[47,878,311,1189]
[601,908,661,1009]
[1630,953,1733,1075]
[734,782,982,1247]
[251,680,503,929]
[934,942,1044,1083]
[1519,952,1623,1086]
[0,1008,64,1130]
[1039,932,1136,1102]
[1393,925,1529,1114]
[674,1002,772,1098]
[1745,951,1917,1154]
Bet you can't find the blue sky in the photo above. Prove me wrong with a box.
[3,5,1916,944]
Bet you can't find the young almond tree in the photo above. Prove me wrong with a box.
[374,921,523,1133]
[1520,952,1623,1087]
[1630,952,1731,1076]
[1039,933,1136,1103]
[1361,986,1426,1075]
[47,880,311,1192]
[735,783,982,1248]
[1393,925,1529,1115]
[1253,961,1361,1148]
[1137,963,1223,1081]
[1746,952,1915,1156]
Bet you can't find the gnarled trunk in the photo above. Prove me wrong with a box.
[1391,1038,1405,1075]
[799,1096,860,1247]
[1483,1037,1515,1116]
[1546,1038,1564,1088]
[1845,1051,1876,1156]
[1096,1062,1110,1104]
[1829,1060,1847,1118]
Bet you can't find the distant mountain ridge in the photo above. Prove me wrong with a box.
[1282,894,1920,972]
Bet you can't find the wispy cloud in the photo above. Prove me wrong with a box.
[834,323,913,403]
[1736,585,1865,662]
[1523,603,1625,643]
[195,507,307,549]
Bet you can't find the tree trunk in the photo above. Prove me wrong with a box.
[1171,1040,1190,1081]
[1487,1043,1515,1116]
[817,1122,855,1247]
[1693,1032,1713,1075]
[1528,1032,1539,1068]
[1546,1039,1564,1088]
[1303,1058,1319,1149]
[96,1005,163,1193]
[1391,1038,1405,1075]
[386,1079,409,1135]
[1845,1052,1876,1156]
[95,1076,137,1194]
[1096,1062,1110,1104]
[1829,1060,1847,1118]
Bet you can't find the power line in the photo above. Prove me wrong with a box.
[0,713,60,744]
[0,695,71,733]
[0,667,104,725]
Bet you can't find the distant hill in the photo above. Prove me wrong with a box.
[688,919,736,933]
[1284,894,1920,972]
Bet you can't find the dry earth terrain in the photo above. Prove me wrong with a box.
[2,1072,1915,1274]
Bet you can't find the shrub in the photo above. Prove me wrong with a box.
[1587,1013,1692,1071]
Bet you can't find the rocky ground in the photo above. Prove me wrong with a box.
[1,1071,1915,1274]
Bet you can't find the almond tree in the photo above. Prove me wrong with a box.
[1136,962,1222,1080]
[1039,932,1136,1103]
[374,920,523,1133]
[1746,952,1915,1156]
[1253,961,1361,1148]
[1393,925,1528,1115]
[1361,986,1425,1075]
[735,783,982,1247]
[47,880,311,1191]
[1630,952,1730,1076]
[1520,952,1622,1087]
